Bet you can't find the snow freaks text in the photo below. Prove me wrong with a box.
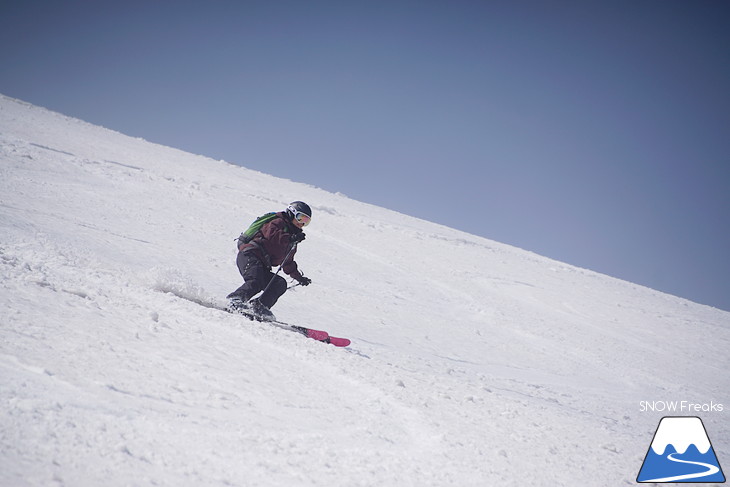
[639,401,724,413]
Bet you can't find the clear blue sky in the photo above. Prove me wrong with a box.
[2,0,729,311]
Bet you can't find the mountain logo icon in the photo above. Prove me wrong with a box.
[637,416,726,483]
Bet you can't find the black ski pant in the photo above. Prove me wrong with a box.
[229,251,287,309]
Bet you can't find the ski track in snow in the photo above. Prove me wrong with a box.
[1,94,729,486]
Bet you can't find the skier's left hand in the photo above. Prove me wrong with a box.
[297,275,312,286]
[290,232,306,243]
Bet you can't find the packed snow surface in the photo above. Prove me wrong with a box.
[1,94,728,486]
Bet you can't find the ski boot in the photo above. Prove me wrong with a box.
[247,298,276,322]
[225,295,250,315]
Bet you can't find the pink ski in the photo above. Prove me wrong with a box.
[326,336,351,347]
[295,326,350,347]
[303,328,329,341]
[180,295,353,347]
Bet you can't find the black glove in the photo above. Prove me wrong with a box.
[297,275,312,286]
[290,232,306,243]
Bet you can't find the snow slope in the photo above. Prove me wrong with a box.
[1,94,728,486]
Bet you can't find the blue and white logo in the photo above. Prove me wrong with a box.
[637,416,725,483]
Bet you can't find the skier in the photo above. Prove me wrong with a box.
[226,201,312,320]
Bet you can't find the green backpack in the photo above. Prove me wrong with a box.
[237,212,279,247]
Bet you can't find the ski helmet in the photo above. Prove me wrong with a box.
[287,201,312,227]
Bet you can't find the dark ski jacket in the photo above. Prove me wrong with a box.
[238,211,304,280]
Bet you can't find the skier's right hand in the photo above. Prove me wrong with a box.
[290,232,306,243]
[297,276,312,286]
